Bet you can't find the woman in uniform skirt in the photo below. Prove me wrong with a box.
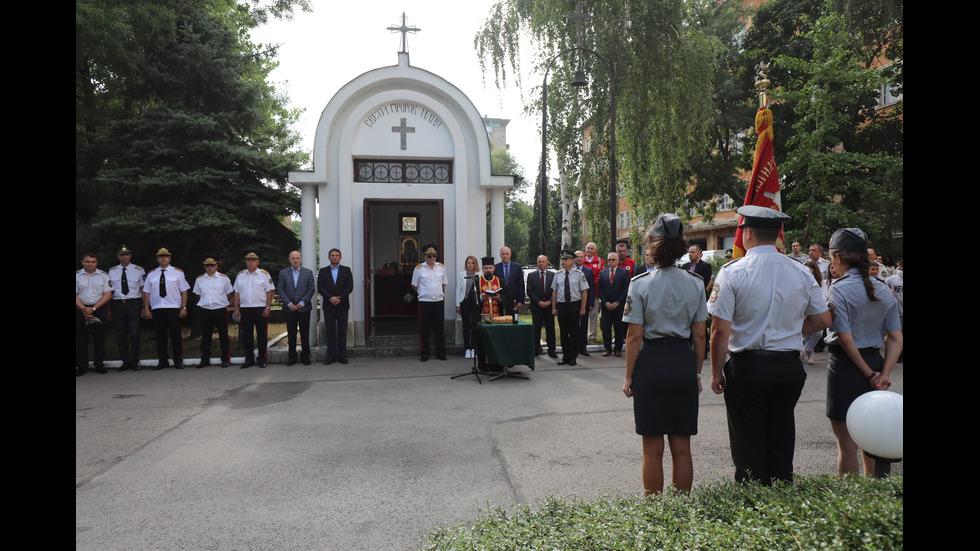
[622,214,708,494]
[825,228,903,476]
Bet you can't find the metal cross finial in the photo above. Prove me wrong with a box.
[566,2,592,49]
[387,12,421,53]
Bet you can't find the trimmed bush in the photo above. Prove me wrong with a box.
[421,475,902,550]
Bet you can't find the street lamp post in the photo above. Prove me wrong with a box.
[539,47,617,256]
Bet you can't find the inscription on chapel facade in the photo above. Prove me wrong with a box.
[363,102,443,130]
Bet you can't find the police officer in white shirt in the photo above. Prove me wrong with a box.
[193,254,234,367]
[708,206,831,485]
[233,248,275,368]
[411,244,449,361]
[108,245,145,371]
[142,246,190,370]
[76,252,113,376]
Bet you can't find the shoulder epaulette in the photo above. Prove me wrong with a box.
[686,270,704,281]
[238,269,248,274]
[219,272,229,278]
[437,262,445,267]
[415,263,424,269]
[196,273,206,279]
[631,271,650,282]
[721,257,741,268]
[260,269,270,275]
[173,267,184,272]
[830,274,851,286]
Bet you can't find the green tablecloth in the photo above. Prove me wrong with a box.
[475,321,535,370]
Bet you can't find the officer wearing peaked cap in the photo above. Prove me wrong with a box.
[707,205,831,485]
[143,246,190,370]
[193,253,234,367]
[234,248,275,368]
[411,244,448,361]
[108,245,145,371]
[551,249,588,366]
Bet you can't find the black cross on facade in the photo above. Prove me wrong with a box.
[387,12,420,53]
[392,117,415,150]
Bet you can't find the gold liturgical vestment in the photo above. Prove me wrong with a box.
[479,275,503,318]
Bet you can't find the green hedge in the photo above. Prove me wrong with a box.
[421,475,902,550]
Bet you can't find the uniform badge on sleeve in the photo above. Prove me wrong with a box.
[623,295,632,315]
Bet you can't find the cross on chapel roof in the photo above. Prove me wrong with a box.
[387,12,420,53]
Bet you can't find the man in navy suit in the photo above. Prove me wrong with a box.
[597,252,630,357]
[573,250,596,356]
[526,254,557,358]
[318,248,354,365]
[494,246,525,315]
[278,250,316,365]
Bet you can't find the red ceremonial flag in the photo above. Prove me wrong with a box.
[732,105,784,258]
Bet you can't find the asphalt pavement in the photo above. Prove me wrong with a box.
[76,349,903,551]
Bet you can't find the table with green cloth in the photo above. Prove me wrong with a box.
[474,321,535,373]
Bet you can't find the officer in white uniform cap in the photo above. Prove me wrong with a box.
[707,205,832,485]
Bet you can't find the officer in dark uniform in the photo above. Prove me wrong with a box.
[707,206,831,485]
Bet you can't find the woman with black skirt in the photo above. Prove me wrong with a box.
[825,228,903,476]
[622,214,708,494]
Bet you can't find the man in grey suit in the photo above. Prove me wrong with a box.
[318,248,354,365]
[278,250,316,365]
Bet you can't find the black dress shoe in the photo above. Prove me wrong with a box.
[436,354,447,361]
[338,357,348,365]
[76,367,87,377]
[257,358,267,368]
[534,348,543,356]
[221,359,230,367]
[548,351,559,358]
[557,359,569,365]
[286,359,297,366]
[174,362,184,370]
[568,359,577,366]
[95,366,108,374]
[324,358,335,365]
[132,363,141,371]
[198,361,210,368]
[302,357,311,365]
[240,359,255,369]
[153,362,167,371]
[119,363,131,372]
[420,354,429,362]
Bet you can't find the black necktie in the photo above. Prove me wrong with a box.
[159,269,167,298]
[540,272,545,294]
[121,267,129,295]
[564,272,570,302]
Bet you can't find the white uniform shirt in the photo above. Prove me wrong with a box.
[623,266,708,340]
[193,272,233,310]
[143,266,190,309]
[76,269,112,305]
[108,263,145,300]
[234,268,275,308]
[412,262,448,302]
[708,245,828,352]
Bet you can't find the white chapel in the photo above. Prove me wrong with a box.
[288,45,516,348]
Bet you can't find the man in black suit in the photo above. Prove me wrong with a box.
[597,252,631,356]
[573,250,595,356]
[278,250,316,365]
[494,246,525,315]
[681,245,713,299]
[317,248,354,365]
[526,254,557,358]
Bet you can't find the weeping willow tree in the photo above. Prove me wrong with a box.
[475,0,720,248]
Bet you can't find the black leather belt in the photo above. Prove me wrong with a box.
[828,344,880,355]
[731,350,800,360]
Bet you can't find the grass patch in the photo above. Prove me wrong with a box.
[420,475,902,550]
